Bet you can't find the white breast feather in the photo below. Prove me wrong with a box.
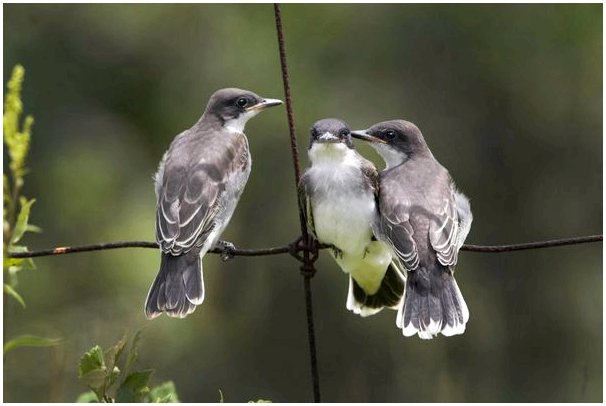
[306,142,396,295]
[307,143,375,254]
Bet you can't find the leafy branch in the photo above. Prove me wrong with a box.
[3,65,60,355]
[76,332,179,403]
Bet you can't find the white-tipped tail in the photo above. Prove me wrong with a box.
[346,264,405,318]
[396,269,469,339]
[347,277,384,317]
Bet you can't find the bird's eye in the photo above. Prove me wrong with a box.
[385,130,396,139]
[339,129,349,137]
[236,98,248,108]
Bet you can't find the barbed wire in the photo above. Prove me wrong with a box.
[273,4,321,403]
[5,234,603,259]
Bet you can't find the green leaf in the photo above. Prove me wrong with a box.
[7,244,28,252]
[80,368,109,393]
[11,197,35,244]
[76,390,99,403]
[149,381,180,403]
[104,333,128,385]
[116,370,153,403]
[4,283,26,307]
[79,345,105,375]
[20,257,36,271]
[5,245,36,284]
[26,224,42,233]
[124,329,143,377]
[4,65,34,183]
[4,256,22,271]
[3,334,62,355]
[107,366,121,390]
[3,174,11,217]
[78,344,113,399]
[5,255,35,287]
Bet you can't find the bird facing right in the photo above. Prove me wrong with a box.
[351,120,472,339]
[145,88,282,319]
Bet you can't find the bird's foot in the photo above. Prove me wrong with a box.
[216,240,236,262]
[332,246,343,259]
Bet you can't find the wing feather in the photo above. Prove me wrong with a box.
[376,191,420,271]
[155,131,249,255]
[429,189,460,267]
[298,172,315,236]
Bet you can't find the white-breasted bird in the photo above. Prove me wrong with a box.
[351,120,472,338]
[299,118,406,317]
[145,88,282,319]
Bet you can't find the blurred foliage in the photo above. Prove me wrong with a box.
[3,65,33,185]
[3,4,602,402]
[4,334,62,356]
[76,332,180,403]
[3,65,37,283]
[3,65,61,356]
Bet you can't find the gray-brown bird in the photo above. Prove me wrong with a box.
[351,120,472,338]
[299,118,405,317]
[145,88,282,319]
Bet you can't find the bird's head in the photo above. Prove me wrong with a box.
[309,118,354,150]
[204,88,283,133]
[351,120,429,167]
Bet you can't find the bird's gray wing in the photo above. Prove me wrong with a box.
[359,157,380,201]
[377,189,420,271]
[298,172,316,237]
[428,185,460,268]
[156,134,249,255]
[454,191,472,250]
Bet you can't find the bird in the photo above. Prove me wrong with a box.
[299,118,406,317]
[351,120,472,339]
[145,88,283,319]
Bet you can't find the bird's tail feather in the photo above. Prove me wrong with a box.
[145,252,204,319]
[396,265,469,339]
[347,263,405,317]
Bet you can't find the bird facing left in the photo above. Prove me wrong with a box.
[145,88,283,319]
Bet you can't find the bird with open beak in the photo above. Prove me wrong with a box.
[351,120,472,339]
[145,88,282,319]
[299,118,406,317]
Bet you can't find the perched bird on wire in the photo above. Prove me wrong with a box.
[145,88,282,319]
[351,120,472,339]
[299,118,405,317]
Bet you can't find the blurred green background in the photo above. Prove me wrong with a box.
[3,3,602,402]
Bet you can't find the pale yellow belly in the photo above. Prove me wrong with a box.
[312,196,375,254]
[334,240,393,295]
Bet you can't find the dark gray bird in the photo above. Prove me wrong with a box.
[351,120,472,338]
[299,118,405,317]
[145,88,282,319]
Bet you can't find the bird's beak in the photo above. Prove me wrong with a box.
[247,98,284,112]
[317,132,340,143]
[350,129,386,144]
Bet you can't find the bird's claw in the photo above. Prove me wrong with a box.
[217,240,236,262]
